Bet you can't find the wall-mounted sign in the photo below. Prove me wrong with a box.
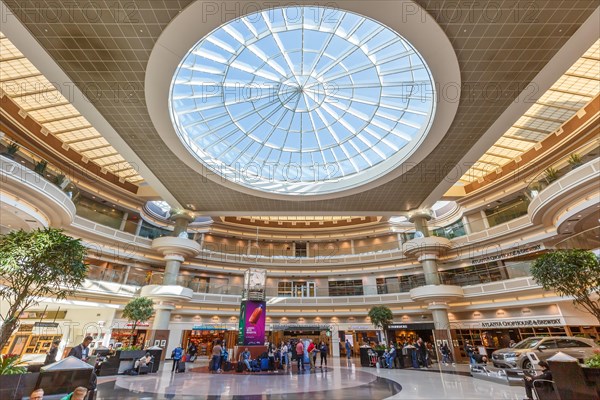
[470,244,542,265]
[388,323,435,330]
[271,324,332,331]
[193,324,227,331]
[480,318,563,328]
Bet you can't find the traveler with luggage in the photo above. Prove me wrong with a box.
[171,344,184,373]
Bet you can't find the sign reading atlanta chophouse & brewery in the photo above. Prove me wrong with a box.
[481,318,562,328]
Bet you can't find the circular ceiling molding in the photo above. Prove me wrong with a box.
[146,1,460,200]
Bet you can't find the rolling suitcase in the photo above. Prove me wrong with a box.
[177,361,186,373]
[223,361,232,372]
[236,362,244,372]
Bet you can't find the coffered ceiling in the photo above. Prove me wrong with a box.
[2,1,598,213]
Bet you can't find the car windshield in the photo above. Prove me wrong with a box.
[513,338,542,349]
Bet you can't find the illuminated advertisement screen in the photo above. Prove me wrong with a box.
[243,300,266,345]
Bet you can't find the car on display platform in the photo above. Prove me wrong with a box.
[491,336,599,370]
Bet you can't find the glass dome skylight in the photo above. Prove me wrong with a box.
[169,6,436,196]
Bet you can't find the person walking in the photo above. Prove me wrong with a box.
[187,342,198,362]
[464,340,475,365]
[345,339,352,360]
[68,336,93,361]
[171,344,183,373]
[296,339,304,372]
[44,339,60,365]
[319,341,328,369]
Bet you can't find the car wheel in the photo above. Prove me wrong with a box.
[522,359,532,371]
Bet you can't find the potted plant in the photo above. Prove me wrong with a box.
[567,153,583,170]
[543,167,559,184]
[0,354,27,375]
[34,160,48,175]
[122,297,154,347]
[53,174,71,190]
[3,142,20,159]
[0,228,87,349]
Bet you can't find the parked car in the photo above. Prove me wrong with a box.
[491,336,599,370]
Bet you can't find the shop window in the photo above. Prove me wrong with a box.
[278,281,316,297]
[485,197,530,227]
[432,220,466,239]
[295,242,307,257]
[75,196,124,229]
[328,280,363,296]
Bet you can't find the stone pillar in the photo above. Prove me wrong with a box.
[462,216,472,235]
[404,225,463,336]
[409,211,432,237]
[363,275,378,296]
[147,235,201,331]
[171,211,194,237]
[163,254,184,285]
[152,302,176,330]
[350,239,355,254]
[135,218,143,236]
[119,212,128,231]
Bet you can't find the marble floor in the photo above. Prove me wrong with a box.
[96,358,526,400]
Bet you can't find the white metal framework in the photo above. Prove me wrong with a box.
[169,6,436,195]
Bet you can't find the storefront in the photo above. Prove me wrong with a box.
[182,324,236,357]
[452,317,569,358]
[109,322,150,348]
[2,322,63,358]
[387,323,436,345]
[269,324,333,355]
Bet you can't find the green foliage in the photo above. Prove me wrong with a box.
[368,305,394,331]
[122,297,154,341]
[531,250,600,323]
[0,228,87,349]
[6,142,19,155]
[585,350,600,368]
[34,160,48,175]
[119,345,142,352]
[568,153,582,165]
[544,167,559,183]
[0,354,27,375]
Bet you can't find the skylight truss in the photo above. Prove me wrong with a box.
[170,6,435,195]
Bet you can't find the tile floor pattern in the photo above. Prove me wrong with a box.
[96,358,526,400]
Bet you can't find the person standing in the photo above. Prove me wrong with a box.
[68,336,93,361]
[464,340,475,365]
[319,341,328,369]
[187,342,198,362]
[171,344,183,373]
[416,338,428,368]
[388,342,396,369]
[523,361,552,400]
[44,339,61,365]
[307,340,316,371]
[280,341,288,371]
[211,340,223,373]
[296,339,304,372]
[345,339,352,360]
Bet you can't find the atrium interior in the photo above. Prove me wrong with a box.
[0,1,599,400]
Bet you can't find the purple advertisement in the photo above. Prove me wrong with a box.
[243,300,266,345]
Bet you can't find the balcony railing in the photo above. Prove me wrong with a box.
[84,262,534,298]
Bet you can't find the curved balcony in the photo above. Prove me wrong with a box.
[1,141,77,227]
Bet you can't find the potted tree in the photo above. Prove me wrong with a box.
[3,142,19,159]
[567,153,583,170]
[121,297,154,349]
[531,249,600,323]
[0,229,87,394]
[368,305,394,347]
[0,228,87,350]
[34,160,48,176]
[543,167,559,184]
[53,174,71,190]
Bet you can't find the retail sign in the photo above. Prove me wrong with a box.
[388,324,408,329]
[388,323,435,330]
[193,324,227,331]
[237,301,247,345]
[243,300,266,345]
[271,324,333,331]
[125,322,150,327]
[480,318,563,328]
[470,244,542,265]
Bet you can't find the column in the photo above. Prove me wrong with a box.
[462,216,472,235]
[135,218,143,236]
[119,212,128,231]
[350,239,355,254]
[152,302,176,330]
[363,275,378,295]
[405,209,463,336]
[480,210,490,229]
[163,254,184,285]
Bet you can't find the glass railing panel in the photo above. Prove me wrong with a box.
[0,139,81,203]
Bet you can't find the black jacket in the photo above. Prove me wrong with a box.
[44,346,58,365]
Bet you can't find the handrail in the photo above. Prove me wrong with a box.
[525,140,600,201]
[1,137,81,202]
